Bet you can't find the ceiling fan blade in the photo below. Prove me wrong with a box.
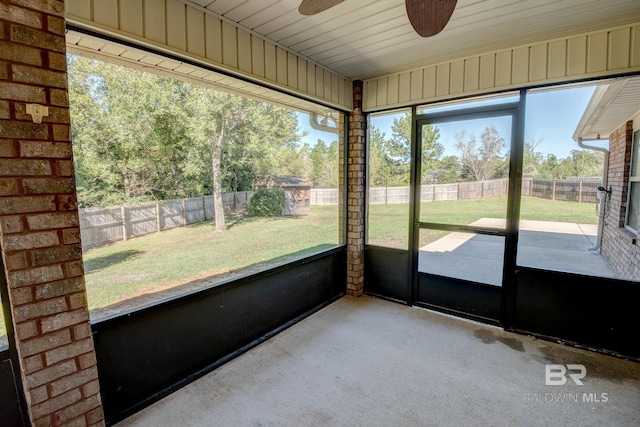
[298,0,345,16]
[406,0,457,37]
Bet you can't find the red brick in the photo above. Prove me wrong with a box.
[11,0,65,17]
[3,230,59,251]
[0,158,51,176]
[68,292,86,310]
[0,40,42,65]
[40,308,88,334]
[23,354,45,375]
[0,81,47,102]
[81,379,101,400]
[12,64,67,88]
[35,278,85,300]
[31,387,82,420]
[32,245,81,267]
[49,88,68,106]
[0,195,56,214]
[8,264,64,288]
[85,406,104,425]
[27,212,79,230]
[30,384,49,405]
[21,328,71,359]
[11,286,33,305]
[33,415,53,427]
[0,139,15,157]
[65,260,84,278]
[48,51,66,70]
[49,366,98,397]
[45,337,94,366]
[10,25,65,53]
[0,215,24,233]
[13,295,68,323]
[23,177,76,194]
[46,15,65,36]
[55,394,101,425]
[14,105,69,125]
[20,141,73,159]
[58,194,78,211]
[0,120,49,140]
[59,416,88,427]
[16,319,38,340]
[0,3,44,28]
[55,160,75,176]
[72,322,91,341]
[0,100,9,120]
[52,124,70,142]
[62,228,81,245]
[77,352,96,371]
[0,177,19,195]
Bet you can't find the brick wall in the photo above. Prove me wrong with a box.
[0,0,105,425]
[346,80,365,296]
[600,120,640,279]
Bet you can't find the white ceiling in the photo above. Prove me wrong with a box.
[184,0,640,80]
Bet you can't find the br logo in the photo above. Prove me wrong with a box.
[545,364,587,385]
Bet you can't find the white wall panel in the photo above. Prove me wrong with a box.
[363,23,640,112]
[65,0,352,111]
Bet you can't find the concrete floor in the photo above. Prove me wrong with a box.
[419,219,617,286]
[116,296,640,427]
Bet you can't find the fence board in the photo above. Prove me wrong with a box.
[79,180,600,251]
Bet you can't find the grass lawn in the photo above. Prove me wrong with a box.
[83,206,340,319]
[0,196,600,343]
[368,196,599,248]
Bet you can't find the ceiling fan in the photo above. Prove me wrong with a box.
[298,0,457,37]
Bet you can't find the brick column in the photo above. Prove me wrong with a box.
[0,1,105,426]
[346,80,366,296]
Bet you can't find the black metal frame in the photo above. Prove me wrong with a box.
[93,247,346,425]
[411,101,521,323]
[364,84,640,361]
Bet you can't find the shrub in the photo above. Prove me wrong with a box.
[247,188,285,217]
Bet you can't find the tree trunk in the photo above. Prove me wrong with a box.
[212,128,226,231]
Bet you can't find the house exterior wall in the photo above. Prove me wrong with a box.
[0,0,104,425]
[601,120,640,280]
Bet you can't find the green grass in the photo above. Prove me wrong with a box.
[368,196,599,248]
[0,196,600,344]
[83,206,340,318]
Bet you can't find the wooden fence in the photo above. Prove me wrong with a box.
[79,192,251,251]
[80,178,600,250]
[311,178,602,205]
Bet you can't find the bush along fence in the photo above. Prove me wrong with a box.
[79,178,600,250]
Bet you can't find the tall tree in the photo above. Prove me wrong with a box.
[455,124,506,181]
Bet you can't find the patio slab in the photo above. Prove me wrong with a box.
[419,219,617,286]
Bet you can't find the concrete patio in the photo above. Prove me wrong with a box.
[115,295,640,427]
[419,219,617,286]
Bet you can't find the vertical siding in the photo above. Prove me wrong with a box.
[363,23,640,112]
[64,0,352,111]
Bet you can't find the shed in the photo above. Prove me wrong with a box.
[255,175,311,215]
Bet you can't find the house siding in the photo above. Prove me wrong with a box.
[601,121,640,280]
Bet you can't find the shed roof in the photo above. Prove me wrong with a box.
[257,175,312,187]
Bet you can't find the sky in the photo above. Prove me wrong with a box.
[361,84,604,160]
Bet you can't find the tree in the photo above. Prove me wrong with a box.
[455,124,506,181]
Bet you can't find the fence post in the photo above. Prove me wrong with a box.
[578,181,583,203]
[156,202,161,232]
[181,198,187,225]
[552,180,556,200]
[121,205,127,241]
[202,196,206,221]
